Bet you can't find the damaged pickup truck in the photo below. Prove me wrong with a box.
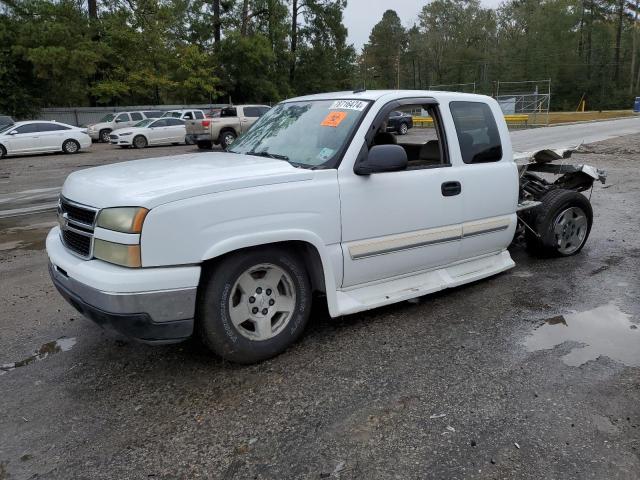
[46,90,605,364]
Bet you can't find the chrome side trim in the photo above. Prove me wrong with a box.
[348,215,513,260]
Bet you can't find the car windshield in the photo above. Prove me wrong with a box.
[0,123,15,134]
[99,114,115,122]
[134,119,154,128]
[227,99,370,168]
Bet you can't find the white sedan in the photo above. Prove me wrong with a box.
[109,118,187,148]
[0,121,91,158]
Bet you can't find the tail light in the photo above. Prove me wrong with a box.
[202,120,210,127]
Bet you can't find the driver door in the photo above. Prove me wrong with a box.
[338,100,464,287]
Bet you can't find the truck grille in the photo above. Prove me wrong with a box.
[58,197,98,259]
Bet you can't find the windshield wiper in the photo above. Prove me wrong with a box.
[247,150,289,161]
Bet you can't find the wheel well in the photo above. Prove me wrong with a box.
[218,127,236,137]
[201,241,326,293]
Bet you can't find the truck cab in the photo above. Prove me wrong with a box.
[47,90,598,364]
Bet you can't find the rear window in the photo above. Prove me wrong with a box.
[449,101,502,164]
[221,107,237,118]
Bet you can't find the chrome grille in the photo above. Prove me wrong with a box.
[58,197,98,259]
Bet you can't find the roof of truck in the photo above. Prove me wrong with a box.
[285,90,492,103]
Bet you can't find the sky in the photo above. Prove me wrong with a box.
[344,0,503,50]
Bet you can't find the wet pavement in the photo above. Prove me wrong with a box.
[0,134,639,479]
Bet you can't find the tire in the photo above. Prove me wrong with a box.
[99,129,111,143]
[197,140,212,150]
[0,144,6,158]
[398,122,409,135]
[524,189,593,257]
[132,135,147,149]
[197,247,312,364]
[171,142,180,146]
[219,130,237,150]
[62,139,80,154]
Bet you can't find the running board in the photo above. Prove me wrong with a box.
[334,250,515,316]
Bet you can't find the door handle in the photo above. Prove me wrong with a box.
[441,181,461,197]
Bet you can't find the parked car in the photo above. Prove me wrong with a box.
[0,115,14,129]
[46,90,605,364]
[0,120,91,158]
[109,118,186,149]
[162,109,206,121]
[86,111,163,143]
[185,105,271,149]
[386,110,413,135]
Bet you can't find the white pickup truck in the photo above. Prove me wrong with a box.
[47,90,605,363]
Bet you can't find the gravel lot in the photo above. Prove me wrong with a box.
[0,134,639,479]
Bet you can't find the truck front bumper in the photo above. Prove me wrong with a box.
[46,228,200,344]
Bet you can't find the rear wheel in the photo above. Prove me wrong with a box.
[219,130,237,150]
[197,248,312,364]
[524,189,593,257]
[0,144,6,158]
[398,122,409,135]
[99,129,111,143]
[132,135,148,149]
[62,139,80,154]
[197,140,212,150]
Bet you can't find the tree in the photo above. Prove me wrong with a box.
[362,10,406,89]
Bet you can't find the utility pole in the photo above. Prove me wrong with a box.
[631,0,639,94]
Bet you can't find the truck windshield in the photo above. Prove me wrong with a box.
[227,99,371,168]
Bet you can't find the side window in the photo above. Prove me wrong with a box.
[15,124,39,134]
[152,119,168,127]
[194,111,204,119]
[130,112,143,121]
[221,107,238,118]
[183,111,194,119]
[115,113,130,122]
[37,123,70,132]
[243,107,261,117]
[370,102,447,170]
[166,118,184,126]
[449,101,502,164]
[143,111,163,118]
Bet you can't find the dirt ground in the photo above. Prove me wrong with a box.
[0,134,639,479]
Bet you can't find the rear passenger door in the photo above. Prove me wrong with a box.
[130,112,144,125]
[165,118,185,143]
[447,101,519,260]
[37,123,70,150]
[240,107,267,133]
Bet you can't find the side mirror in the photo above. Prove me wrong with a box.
[8,130,17,135]
[354,144,408,175]
[115,119,123,123]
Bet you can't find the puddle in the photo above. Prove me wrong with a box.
[523,304,639,367]
[0,217,56,251]
[0,337,76,375]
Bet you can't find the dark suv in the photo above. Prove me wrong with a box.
[386,111,413,135]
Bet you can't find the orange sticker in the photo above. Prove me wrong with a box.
[321,111,347,127]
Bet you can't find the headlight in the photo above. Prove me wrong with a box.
[94,239,141,268]
[96,207,148,233]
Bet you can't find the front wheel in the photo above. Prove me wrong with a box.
[398,123,409,135]
[99,129,111,143]
[62,139,80,154]
[197,248,312,364]
[0,144,6,158]
[524,189,593,257]
[132,135,148,149]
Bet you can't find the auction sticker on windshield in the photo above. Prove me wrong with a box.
[329,100,367,111]
[321,111,348,127]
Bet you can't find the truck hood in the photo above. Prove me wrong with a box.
[61,152,314,209]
